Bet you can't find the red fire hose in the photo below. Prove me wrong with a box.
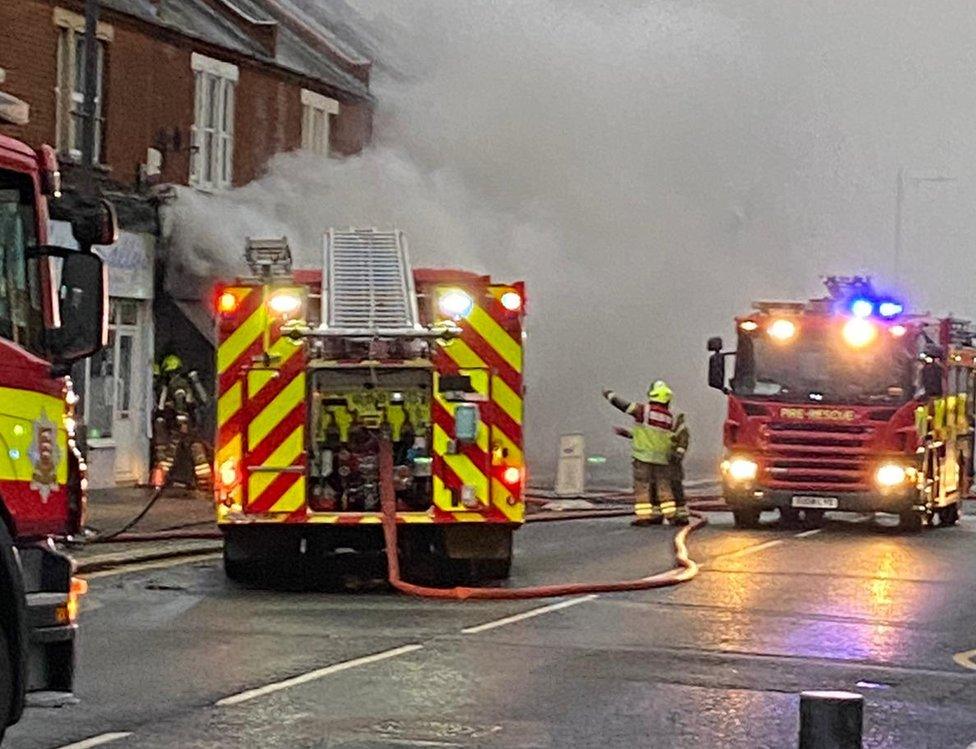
[88,442,709,601]
[378,439,706,600]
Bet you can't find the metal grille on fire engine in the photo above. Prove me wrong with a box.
[762,421,874,490]
[324,228,420,332]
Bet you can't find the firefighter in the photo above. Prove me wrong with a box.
[603,381,688,526]
[151,354,212,491]
[670,412,690,523]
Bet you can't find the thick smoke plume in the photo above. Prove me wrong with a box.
[166,1,976,482]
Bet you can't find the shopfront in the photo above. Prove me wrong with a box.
[50,221,154,488]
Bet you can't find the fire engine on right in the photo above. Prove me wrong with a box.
[707,276,974,532]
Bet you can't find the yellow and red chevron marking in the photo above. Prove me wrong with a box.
[215,284,308,519]
[215,277,525,529]
[432,284,525,524]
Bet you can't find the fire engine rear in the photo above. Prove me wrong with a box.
[214,230,525,581]
[707,276,973,531]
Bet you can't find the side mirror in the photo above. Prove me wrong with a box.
[708,352,727,392]
[707,336,724,353]
[71,197,119,248]
[33,247,107,364]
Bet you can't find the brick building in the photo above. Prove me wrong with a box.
[0,0,374,487]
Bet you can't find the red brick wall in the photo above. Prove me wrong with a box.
[332,100,372,157]
[233,66,302,186]
[104,22,195,185]
[0,0,371,190]
[0,0,59,148]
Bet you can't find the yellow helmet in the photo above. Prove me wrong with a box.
[647,380,673,404]
[161,354,182,374]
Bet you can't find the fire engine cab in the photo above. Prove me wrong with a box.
[707,276,973,531]
[0,123,113,737]
[213,230,526,582]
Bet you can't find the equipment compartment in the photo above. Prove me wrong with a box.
[308,367,433,512]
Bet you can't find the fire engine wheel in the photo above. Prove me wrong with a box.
[937,503,960,527]
[898,510,924,533]
[0,620,12,742]
[222,546,250,583]
[732,508,761,529]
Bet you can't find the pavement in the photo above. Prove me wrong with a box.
[67,486,219,571]
[8,504,976,748]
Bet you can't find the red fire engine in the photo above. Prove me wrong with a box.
[213,231,525,581]
[708,276,973,532]
[0,128,114,738]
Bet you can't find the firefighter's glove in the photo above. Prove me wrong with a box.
[613,426,632,439]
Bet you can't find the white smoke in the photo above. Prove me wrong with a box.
[166,1,976,483]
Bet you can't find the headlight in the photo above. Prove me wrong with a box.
[767,319,797,342]
[722,457,759,482]
[500,291,522,312]
[438,289,474,319]
[843,318,878,348]
[268,291,302,317]
[875,463,913,488]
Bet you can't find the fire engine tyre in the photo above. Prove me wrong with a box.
[937,503,960,527]
[898,510,924,533]
[0,618,11,742]
[222,545,250,583]
[732,508,761,529]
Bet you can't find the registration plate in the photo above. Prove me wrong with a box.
[792,495,839,509]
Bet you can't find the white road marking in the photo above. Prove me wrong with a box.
[84,552,222,579]
[216,644,423,707]
[461,595,598,635]
[54,732,133,749]
[952,648,976,671]
[723,539,784,559]
[795,529,823,539]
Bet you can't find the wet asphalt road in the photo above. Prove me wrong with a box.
[7,511,976,749]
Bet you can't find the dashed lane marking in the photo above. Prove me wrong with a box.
[794,528,823,538]
[84,552,223,579]
[952,648,976,671]
[722,539,784,559]
[461,595,599,634]
[215,644,424,706]
[53,732,133,749]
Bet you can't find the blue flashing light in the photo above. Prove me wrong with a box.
[850,299,874,319]
[878,301,904,318]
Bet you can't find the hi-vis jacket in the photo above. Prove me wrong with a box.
[607,393,676,465]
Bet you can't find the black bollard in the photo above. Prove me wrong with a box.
[798,690,863,748]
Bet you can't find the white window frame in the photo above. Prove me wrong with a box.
[301,89,338,156]
[190,53,238,191]
[53,8,113,163]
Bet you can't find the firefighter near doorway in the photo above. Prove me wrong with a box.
[603,381,690,526]
[152,353,213,490]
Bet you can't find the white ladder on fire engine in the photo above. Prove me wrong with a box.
[322,228,421,335]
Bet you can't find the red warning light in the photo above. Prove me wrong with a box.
[217,291,239,315]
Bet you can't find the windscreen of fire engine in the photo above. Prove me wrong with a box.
[732,325,915,404]
[0,174,44,355]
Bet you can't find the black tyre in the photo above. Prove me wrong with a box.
[732,508,761,529]
[222,544,249,583]
[898,510,924,533]
[779,507,801,528]
[0,621,12,743]
[802,509,826,529]
[937,503,960,527]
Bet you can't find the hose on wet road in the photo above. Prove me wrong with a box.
[378,439,707,600]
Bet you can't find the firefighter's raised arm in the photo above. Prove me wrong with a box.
[603,389,640,417]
